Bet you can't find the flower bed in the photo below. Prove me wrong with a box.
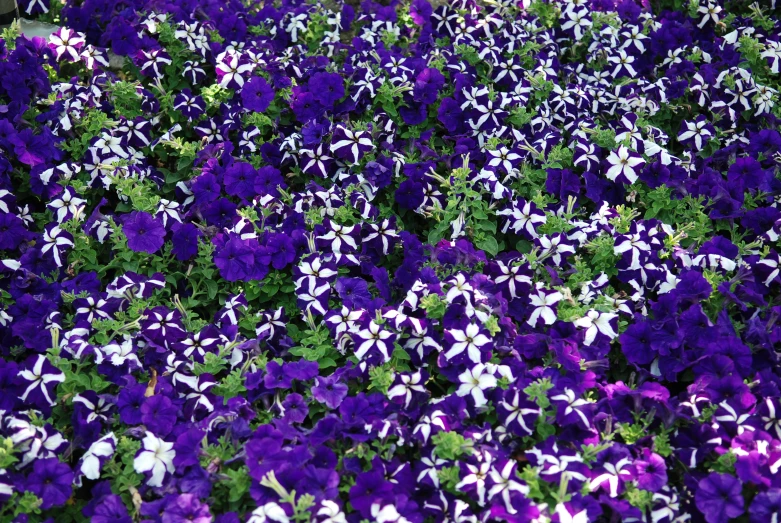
[1,0,781,521]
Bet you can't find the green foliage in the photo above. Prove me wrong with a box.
[524,378,554,409]
[432,431,473,460]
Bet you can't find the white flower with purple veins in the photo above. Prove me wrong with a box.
[537,234,575,267]
[134,432,175,487]
[487,460,529,511]
[18,355,65,407]
[296,276,330,316]
[216,51,253,88]
[677,117,714,151]
[40,225,74,267]
[555,503,589,523]
[456,459,493,506]
[589,456,634,497]
[353,320,395,362]
[487,146,521,175]
[47,187,86,223]
[388,370,427,408]
[49,28,86,62]
[497,199,546,238]
[98,335,142,368]
[614,231,651,269]
[456,363,497,408]
[762,40,781,74]
[138,49,172,79]
[604,145,644,184]
[574,310,618,346]
[493,261,532,299]
[7,418,67,467]
[573,140,600,172]
[296,257,338,284]
[444,273,474,304]
[80,433,117,481]
[527,285,562,327]
[697,0,722,27]
[318,222,359,253]
[317,501,347,523]
[498,390,540,436]
[607,50,637,78]
[560,6,591,40]
[370,504,411,523]
[551,388,592,428]
[329,127,374,164]
[444,323,491,363]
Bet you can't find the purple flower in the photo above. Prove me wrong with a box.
[312,375,349,409]
[695,473,744,523]
[25,458,74,510]
[309,72,345,108]
[214,236,255,282]
[634,449,667,492]
[171,223,202,261]
[413,68,445,105]
[223,161,258,199]
[141,395,178,437]
[161,493,212,523]
[750,489,781,523]
[241,76,274,113]
[123,211,166,254]
[282,393,309,423]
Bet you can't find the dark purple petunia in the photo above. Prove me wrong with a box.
[312,375,348,409]
[695,473,744,523]
[122,211,166,254]
[309,72,345,108]
[25,458,74,509]
[171,222,202,261]
[241,76,275,113]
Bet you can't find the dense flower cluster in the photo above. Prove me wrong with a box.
[0,0,780,520]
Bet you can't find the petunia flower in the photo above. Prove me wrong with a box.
[604,145,644,184]
[456,363,497,408]
[695,473,744,523]
[133,431,176,487]
[573,310,618,346]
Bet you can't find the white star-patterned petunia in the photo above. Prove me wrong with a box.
[80,433,117,480]
[604,145,644,184]
[133,432,176,487]
[18,355,65,406]
[573,310,618,346]
[444,323,491,363]
[527,286,562,327]
[248,502,290,523]
[455,459,493,506]
[49,28,86,62]
[387,371,427,408]
[456,364,497,408]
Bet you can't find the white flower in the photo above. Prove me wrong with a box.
[444,323,491,363]
[527,286,562,327]
[80,433,117,480]
[455,459,492,506]
[248,502,290,523]
[133,432,175,487]
[555,503,589,523]
[370,504,411,523]
[677,119,713,151]
[49,28,85,62]
[456,364,497,408]
[387,371,427,408]
[18,355,65,406]
[605,145,644,184]
[316,501,347,523]
[573,310,618,346]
